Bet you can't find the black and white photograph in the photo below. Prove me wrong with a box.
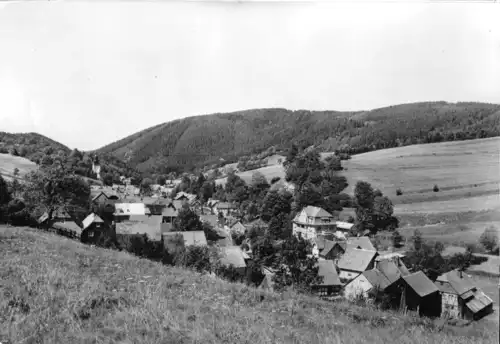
[0,1,499,343]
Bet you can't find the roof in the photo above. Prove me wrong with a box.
[465,290,493,314]
[336,221,354,230]
[216,202,238,210]
[321,240,339,257]
[301,206,333,218]
[175,192,197,202]
[376,259,403,284]
[230,221,246,233]
[115,215,163,241]
[91,191,109,203]
[316,260,342,286]
[403,271,439,297]
[163,231,207,247]
[218,246,248,268]
[314,236,327,251]
[337,248,378,272]
[363,269,392,290]
[162,207,179,217]
[82,213,104,230]
[259,273,275,291]
[52,221,82,235]
[376,252,406,261]
[38,212,49,224]
[200,214,219,229]
[435,269,476,296]
[114,203,147,215]
[347,237,376,251]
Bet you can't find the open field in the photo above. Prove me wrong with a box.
[1,225,498,344]
[0,153,37,181]
[217,138,499,208]
[340,137,500,204]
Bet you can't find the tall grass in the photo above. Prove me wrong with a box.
[0,225,498,344]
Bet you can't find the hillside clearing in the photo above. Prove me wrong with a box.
[1,225,498,344]
[0,153,37,181]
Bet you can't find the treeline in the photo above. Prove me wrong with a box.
[95,102,500,174]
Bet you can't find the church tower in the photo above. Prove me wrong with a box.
[91,155,101,180]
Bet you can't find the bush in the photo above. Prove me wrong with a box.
[433,184,439,192]
[270,177,281,184]
[396,188,403,196]
[479,226,499,253]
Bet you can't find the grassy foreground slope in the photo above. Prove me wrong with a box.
[1,225,498,344]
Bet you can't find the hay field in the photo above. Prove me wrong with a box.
[0,153,37,181]
[341,137,499,205]
[0,225,498,344]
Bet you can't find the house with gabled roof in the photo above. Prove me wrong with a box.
[312,260,343,298]
[344,258,409,303]
[292,206,339,241]
[401,271,441,317]
[337,248,379,283]
[81,213,112,244]
[435,269,493,320]
[216,246,251,275]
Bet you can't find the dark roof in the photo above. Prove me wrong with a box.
[91,191,109,203]
[321,240,339,257]
[403,271,439,297]
[435,269,476,296]
[363,269,392,290]
[338,248,378,272]
[316,260,342,286]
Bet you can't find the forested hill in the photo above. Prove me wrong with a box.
[95,101,500,175]
[0,132,70,161]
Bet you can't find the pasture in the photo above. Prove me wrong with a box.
[340,137,500,205]
[0,153,37,181]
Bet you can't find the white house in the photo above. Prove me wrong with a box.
[292,206,338,241]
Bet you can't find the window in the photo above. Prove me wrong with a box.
[88,231,94,238]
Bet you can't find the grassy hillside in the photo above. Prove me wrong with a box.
[1,225,498,344]
[95,102,500,174]
[0,153,38,181]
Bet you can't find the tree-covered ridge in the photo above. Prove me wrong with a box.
[95,102,500,174]
[0,132,70,161]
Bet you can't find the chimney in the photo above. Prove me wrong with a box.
[459,270,463,278]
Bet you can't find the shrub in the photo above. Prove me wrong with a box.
[479,226,499,253]
[433,184,439,192]
[396,188,403,196]
[270,176,281,184]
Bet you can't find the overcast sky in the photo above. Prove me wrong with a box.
[0,2,498,151]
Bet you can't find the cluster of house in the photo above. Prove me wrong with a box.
[37,189,494,321]
[281,206,494,321]
[37,186,247,271]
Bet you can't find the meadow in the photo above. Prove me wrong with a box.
[0,153,37,181]
[1,225,498,344]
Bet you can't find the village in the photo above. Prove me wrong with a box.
[36,163,495,323]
